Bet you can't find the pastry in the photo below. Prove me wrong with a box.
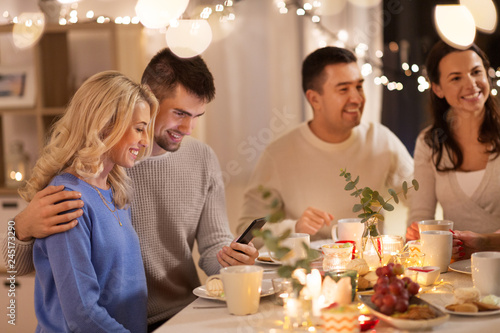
[446,303,478,313]
[357,276,370,291]
[346,258,370,276]
[454,287,480,304]
[206,278,224,297]
[473,301,500,311]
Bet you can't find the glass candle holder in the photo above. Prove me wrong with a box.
[381,235,405,264]
[282,293,313,330]
[271,277,293,306]
[395,252,425,269]
[324,269,359,303]
[322,243,354,271]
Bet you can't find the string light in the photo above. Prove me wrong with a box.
[2,1,496,93]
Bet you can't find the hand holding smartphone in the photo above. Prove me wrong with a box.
[235,217,267,245]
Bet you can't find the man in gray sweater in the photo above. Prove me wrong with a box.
[4,49,258,331]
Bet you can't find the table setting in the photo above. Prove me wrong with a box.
[157,173,500,332]
[156,219,500,333]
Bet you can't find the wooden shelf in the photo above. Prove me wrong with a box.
[0,21,145,188]
[0,109,37,116]
[0,187,21,196]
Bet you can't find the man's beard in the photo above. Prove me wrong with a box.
[155,136,182,152]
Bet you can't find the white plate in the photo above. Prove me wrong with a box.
[256,252,281,265]
[442,307,500,317]
[449,259,471,274]
[193,279,275,301]
[358,294,449,330]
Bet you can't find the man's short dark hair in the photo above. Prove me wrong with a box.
[141,48,215,103]
[301,47,357,94]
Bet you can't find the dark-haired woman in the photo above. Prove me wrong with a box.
[406,40,500,249]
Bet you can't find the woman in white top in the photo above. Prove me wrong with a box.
[406,41,500,260]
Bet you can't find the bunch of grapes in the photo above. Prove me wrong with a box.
[370,263,420,316]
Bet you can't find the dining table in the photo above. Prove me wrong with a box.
[155,256,500,333]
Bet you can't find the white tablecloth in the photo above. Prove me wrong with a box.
[156,265,500,332]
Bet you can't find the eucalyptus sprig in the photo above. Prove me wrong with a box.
[340,168,419,223]
[252,186,319,280]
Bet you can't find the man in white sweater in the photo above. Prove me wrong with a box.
[238,47,414,241]
[4,49,258,331]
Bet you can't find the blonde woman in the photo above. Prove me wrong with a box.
[19,71,158,332]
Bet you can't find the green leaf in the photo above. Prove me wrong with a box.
[362,198,372,208]
[340,169,345,176]
[376,194,385,206]
[344,182,355,191]
[353,203,363,212]
[351,189,363,197]
[352,176,359,186]
[346,173,351,181]
[305,245,320,260]
[278,265,294,278]
[274,247,291,259]
[388,189,399,204]
[265,239,280,252]
[268,210,285,223]
[270,198,280,209]
[252,229,263,238]
[412,179,419,191]
[362,187,373,198]
[382,202,394,211]
[358,212,372,219]
[261,230,272,238]
[278,229,292,241]
[402,181,408,194]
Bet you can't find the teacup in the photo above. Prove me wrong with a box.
[472,251,500,296]
[420,230,453,273]
[417,220,454,236]
[206,265,263,315]
[331,218,365,251]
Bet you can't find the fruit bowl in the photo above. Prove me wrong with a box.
[359,294,449,330]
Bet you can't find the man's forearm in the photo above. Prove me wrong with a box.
[2,220,35,276]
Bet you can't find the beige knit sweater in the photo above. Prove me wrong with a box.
[409,129,500,232]
[3,137,235,325]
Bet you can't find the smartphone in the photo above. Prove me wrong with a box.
[236,217,267,245]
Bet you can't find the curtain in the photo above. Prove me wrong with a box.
[201,0,383,232]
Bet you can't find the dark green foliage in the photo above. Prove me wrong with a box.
[340,168,419,223]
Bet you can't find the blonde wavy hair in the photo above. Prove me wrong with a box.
[19,71,158,208]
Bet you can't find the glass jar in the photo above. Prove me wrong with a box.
[360,217,384,269]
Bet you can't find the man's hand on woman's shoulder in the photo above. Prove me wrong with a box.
[15,185,83,241]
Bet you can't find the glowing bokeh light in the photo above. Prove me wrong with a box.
[13,12,45,49]
[460,0,497,33]
[435,5,476,49]
[135,0,189,29]
[166,19,213,58]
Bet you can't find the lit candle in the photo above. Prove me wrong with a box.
[306,269,323,316]
[382,235,404,264]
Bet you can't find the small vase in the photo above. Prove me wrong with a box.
[360,217,384,269]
